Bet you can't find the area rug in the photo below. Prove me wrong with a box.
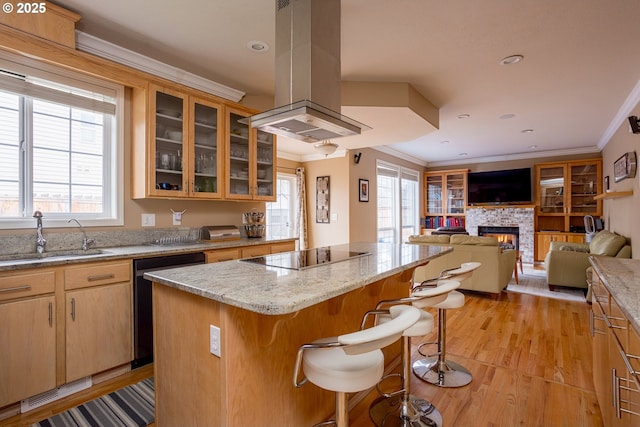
[31,377,154,427]
[506,268,587,302]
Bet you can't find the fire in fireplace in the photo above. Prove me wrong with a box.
[478,226,519,250]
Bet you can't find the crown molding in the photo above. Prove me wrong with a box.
[425,146,602,168]
[75,31,245,102]
[598,79,640,149]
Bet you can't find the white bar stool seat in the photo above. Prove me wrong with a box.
[366,279,462,427]
[412,262,481,388]
[294,305,421,427]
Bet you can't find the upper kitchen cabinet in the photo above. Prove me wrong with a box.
[225,107,276,201]
[132,84,223,199]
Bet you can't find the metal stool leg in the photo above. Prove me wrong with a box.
[412,308,472,388]
[369,335,443,427]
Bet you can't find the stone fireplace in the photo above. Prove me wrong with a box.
[466,206,534,263]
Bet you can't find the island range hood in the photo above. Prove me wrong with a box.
[247,0,369,143]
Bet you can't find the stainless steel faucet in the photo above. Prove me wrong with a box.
[67,218,95,251]
[33,210,46,254]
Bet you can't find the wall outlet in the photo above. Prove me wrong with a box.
[141,213,155,227]
[172,211,182,226]
[210,325,221,357]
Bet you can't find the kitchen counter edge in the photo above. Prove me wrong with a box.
[0,237,297,272]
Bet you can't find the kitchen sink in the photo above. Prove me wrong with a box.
[0,248,108,262]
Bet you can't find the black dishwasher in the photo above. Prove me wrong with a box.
[132,252,205,368]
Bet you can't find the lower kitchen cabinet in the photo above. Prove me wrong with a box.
[0,269,57,407]
[591,270,640,426]
[64,261,133,383]
[205,240,296,263]
[0,295,56,407]
[65,282,132,382]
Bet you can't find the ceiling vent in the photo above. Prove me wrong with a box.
[247,0,369,143]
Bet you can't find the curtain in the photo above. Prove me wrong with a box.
[295,167,309,250]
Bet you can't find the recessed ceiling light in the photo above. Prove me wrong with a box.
[521,129,534,134]
[457,114,470,119]
[459,152,468,156]
[440,140,449,145]
[500,54,524,65]
[528,145,538,149]
[500,114,515,120]
[247,40,270,53]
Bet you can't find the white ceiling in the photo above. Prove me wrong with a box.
[52,0,640,166]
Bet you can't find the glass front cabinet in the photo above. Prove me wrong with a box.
[535,159,601,233]
[423,169,468,231]
[225,107,276,201]
[132,84,275,201]
[141,84,223,199]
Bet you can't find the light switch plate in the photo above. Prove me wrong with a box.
[141,213,155,227]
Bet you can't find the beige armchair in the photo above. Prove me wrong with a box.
[544,230,631,290]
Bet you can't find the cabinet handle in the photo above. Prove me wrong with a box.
[87,273,115,282]
[613,368,619,415]
[71,297,75,321]
[0,285,32,293]
[590,310,607,336]
[48,302,53,327]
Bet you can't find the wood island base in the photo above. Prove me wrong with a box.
[152,268,416,426]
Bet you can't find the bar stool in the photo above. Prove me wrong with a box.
[293,305,421,427]
[364,279,462,427]
[412,262,481,388]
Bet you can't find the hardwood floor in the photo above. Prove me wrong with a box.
[2,289,602,427]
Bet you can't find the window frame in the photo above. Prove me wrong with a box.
[0,51,124,229]
[266,172,297,240]
[376,160,420,244]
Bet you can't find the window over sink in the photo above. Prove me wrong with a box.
[0,52,124,228]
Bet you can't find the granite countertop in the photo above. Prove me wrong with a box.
[145,242,452,315]
[0,236,297,272]
[590,257,640,334]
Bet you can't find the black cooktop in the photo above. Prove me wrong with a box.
[240,248,370,270]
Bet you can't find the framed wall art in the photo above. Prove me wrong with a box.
[359,179,369,202]
[316,176,330,223]
[613,151,637,183]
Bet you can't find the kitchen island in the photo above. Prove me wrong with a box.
[145,242,451,426]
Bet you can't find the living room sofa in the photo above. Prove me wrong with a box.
[544,229,631,290]
[407,234,517,298]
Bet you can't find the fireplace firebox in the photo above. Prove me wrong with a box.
[478,226,519,251]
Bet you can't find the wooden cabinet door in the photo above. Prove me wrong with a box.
[190,96,224,198]
[149,84,189,198]
[0,296,56,406]
[65,282,132,382]
[535,233,567,261]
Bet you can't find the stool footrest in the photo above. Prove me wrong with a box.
[369,394,442,427]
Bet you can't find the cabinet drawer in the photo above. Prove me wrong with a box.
[241,245,271,258]
[206,249,241,263]
[65,261,131,290]
[270,241,295,254]
[0,270,56,302]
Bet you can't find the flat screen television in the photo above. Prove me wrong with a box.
[467,167,532,205]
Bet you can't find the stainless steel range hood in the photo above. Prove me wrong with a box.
[248,0,369,143]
